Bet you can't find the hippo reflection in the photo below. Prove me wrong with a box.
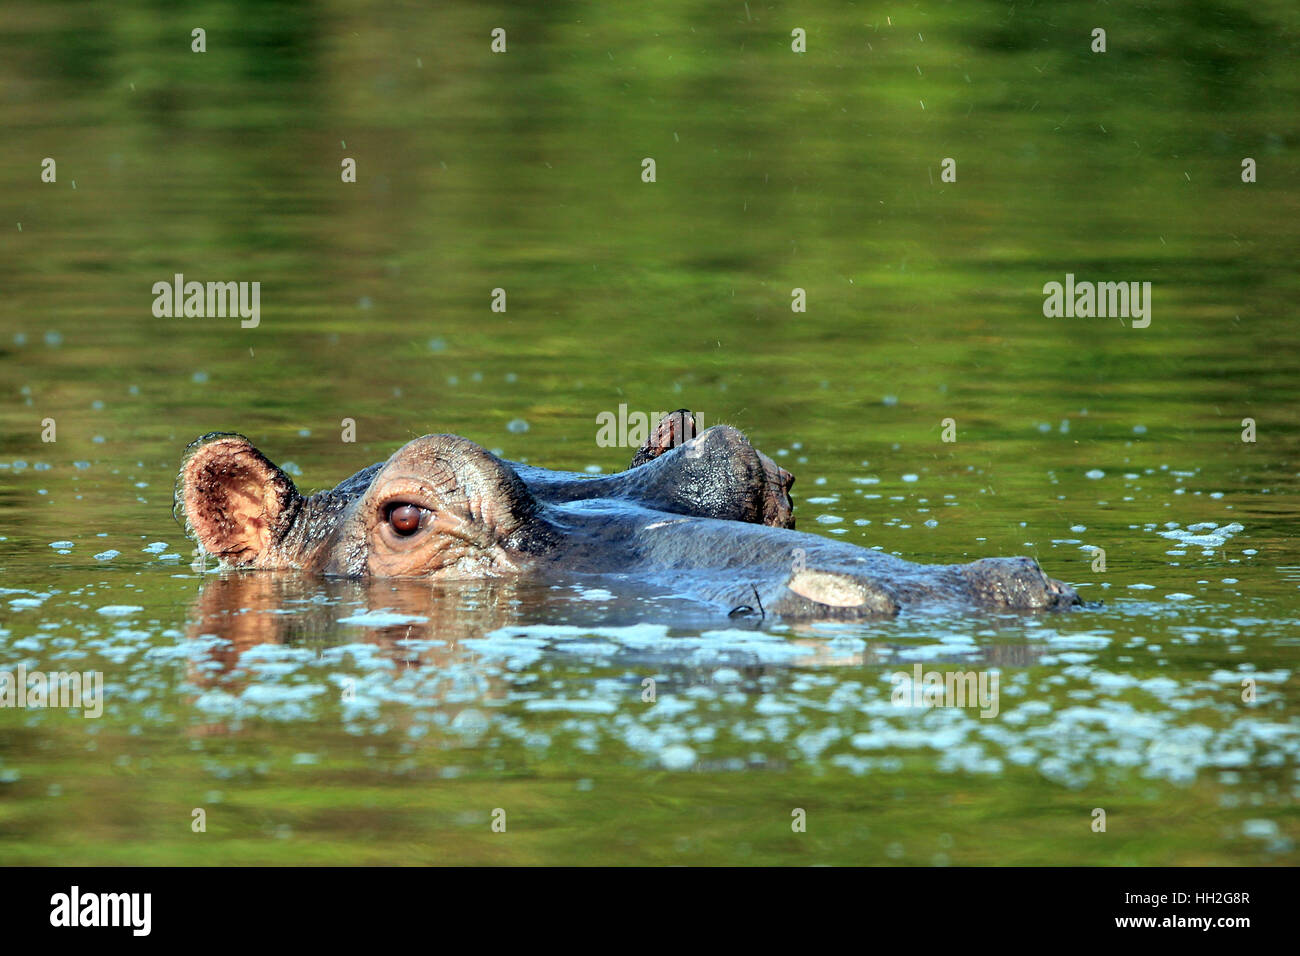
[182,573,1052,703]
[176,410,1079,619]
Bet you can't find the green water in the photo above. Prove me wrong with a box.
[1,0,1297,864]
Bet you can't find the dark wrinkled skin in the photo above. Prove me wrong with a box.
[176,410,1081,620]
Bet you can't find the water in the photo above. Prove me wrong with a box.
[1,0,1297,864]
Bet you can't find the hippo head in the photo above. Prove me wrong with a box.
[176,413,1079,618]
[176,418,796,579]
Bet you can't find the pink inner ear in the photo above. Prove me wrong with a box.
[182,440,285,564]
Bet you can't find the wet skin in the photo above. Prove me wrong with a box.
[177,410,1080,619]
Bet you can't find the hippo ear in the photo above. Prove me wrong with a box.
[176,434,302,566]
[630,409,697,468]
[755,450,796,529]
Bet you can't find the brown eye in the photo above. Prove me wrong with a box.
[387,503,425,536]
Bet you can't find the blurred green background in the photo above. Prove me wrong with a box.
[0,1,1297,865]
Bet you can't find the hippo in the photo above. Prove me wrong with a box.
[175,410,1080,619]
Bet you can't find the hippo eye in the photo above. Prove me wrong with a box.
[386,503,427,536]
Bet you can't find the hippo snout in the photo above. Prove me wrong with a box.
[961,557,1081,611]
[1045,576,1081,609]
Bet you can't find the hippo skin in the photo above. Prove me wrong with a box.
[176,410,1080,620]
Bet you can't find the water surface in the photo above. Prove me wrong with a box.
[1,0,1297,864]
